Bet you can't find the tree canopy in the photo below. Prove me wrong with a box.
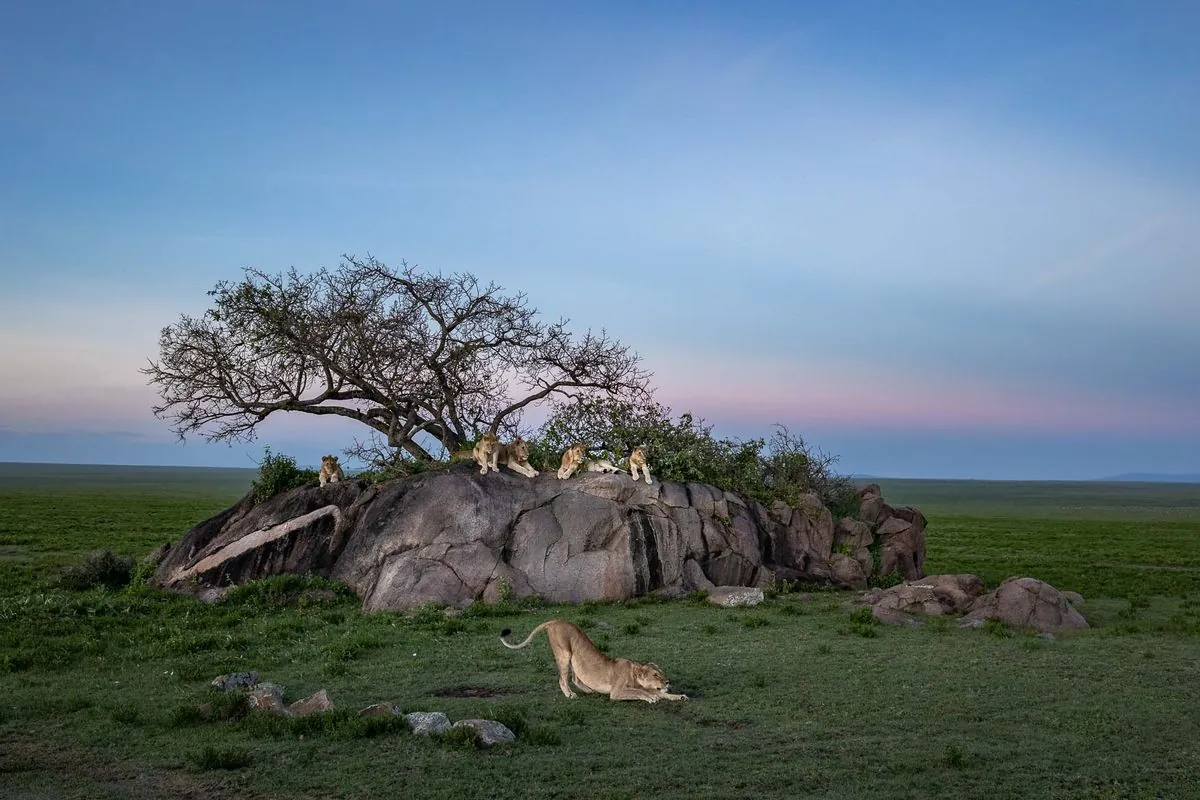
[144,255,651,462]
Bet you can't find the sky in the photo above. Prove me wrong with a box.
[1,0,1198,480]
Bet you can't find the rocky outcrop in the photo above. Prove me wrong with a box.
[956,577,1088,633]
[155,466,925,612]
[857,574,1087,633]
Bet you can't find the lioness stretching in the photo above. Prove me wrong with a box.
[318,455,344,487]
[500,619,688,703]
[498,437,539,478]
[556,443,588,479]
[584,458,621,474]
[629,445,653,484]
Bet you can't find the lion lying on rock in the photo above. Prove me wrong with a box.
[500,619,687,703]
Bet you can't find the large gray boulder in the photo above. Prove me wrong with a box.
[956,577,1088,633]
[155,465,926,612]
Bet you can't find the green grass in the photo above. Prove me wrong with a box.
[1,465,1199,799]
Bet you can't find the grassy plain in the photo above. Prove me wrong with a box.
[1,464,1199,799]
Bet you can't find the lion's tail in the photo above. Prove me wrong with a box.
[500,621,555,650]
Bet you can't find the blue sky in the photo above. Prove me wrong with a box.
[1,0,1197,479]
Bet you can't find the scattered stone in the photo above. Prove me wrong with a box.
[248,683,287,714]
[1038,632,1056,641]
[196,586,230,603]
[211,671,261,692]
[288,689,334,716]
[828,553,867,590]
[358,702,401,717]
[405,711,452,735]
[452,719,516,747]
[707,586,765,607]
[1062,591,1085,606]
[956,577,1088,633]
[861,574,986,617]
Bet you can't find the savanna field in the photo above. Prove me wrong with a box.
[1,464,1199,799]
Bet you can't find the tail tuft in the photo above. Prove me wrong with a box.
[501,628,512,637]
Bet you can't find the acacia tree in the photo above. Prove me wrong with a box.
[143,255,651,464]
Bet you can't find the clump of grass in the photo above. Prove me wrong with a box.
[983,619,1012,638]
[190,745,252,771]
[816,643,832,655]
[522,724,563,746]
[685,589,710,603]
[623,622,642,635]
[868,571,904,590]
[700,623,719,635]
[171,689,250,726]
[843,606,880,638]
[222,574,354,611]
[436,725,482,750]
[742,615,770,629]
[59,549,134,591]
[940,744,966,768]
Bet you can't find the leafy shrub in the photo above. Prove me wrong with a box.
[59,549,134,591]
[251,447,320,502]
[536,398,858,515]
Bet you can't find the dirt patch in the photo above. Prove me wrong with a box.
[0,733,253,800]
[432,685,513,698]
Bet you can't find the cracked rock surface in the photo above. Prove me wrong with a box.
[155,466,926,611]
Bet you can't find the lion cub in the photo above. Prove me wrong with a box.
[556,442,588,479]
[472,432,501,475]
[501,619,687,703]
[318,455,344,487]
[584,458,622,474]
[629,445,653,484]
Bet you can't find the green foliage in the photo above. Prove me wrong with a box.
[221,574,356,611]
[59,549,134,591]
[868,571,905,590]
[537,398,858,514]
[251,447,320,502]
[189,745,252,771]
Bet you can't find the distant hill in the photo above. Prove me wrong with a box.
[1099,473,1200,484]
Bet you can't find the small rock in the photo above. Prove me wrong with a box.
[1062,591,1084,606]
[453,719,516,746]
[405,711,452,735]
[359,702,401,717]
[288,689,334,716]
[1038,632,1056,641]
[196,586,230,603]
[211,671,261,692]
[707,587,765,607]
[248,683,286,714]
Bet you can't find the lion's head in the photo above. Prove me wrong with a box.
[480,432,500,448]
[321,455,340,470]
[509,437,530,462]
[634,662,669,692]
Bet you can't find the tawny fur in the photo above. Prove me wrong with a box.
[556,443,588,479]
[318,455,344,487]
[629,445,653,484]
[498,437,539,478]
[473,432,501,475]
[500,619,687,703]
[584,458,622,474]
